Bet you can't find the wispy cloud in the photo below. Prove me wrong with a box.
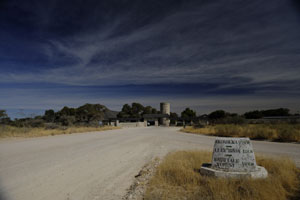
[0,0,299,116]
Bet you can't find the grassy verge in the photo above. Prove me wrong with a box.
[0,125,120,138]
[181,124,300,142]
[145,151,300,200]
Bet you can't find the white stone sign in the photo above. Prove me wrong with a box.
[200,137,268,178]
[212,137,256,172]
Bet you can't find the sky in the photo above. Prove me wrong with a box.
[0,0,300,118]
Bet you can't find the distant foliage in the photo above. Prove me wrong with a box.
[244,110,263,119]
[1,105,297,128]
[207,110,246,124]
[244,108,290,119]
[181,108,196,122]
[117,103,159,118]
[170,112,179,125]
[44,109,55,122]
[0,110,7,118]
[0,109,11,124]
[5,104,111,127]
[170,112,178,119]
[208,110,226,120]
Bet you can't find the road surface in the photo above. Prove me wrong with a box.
[0,127,299,200]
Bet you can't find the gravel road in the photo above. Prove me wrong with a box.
[0,127,299,200]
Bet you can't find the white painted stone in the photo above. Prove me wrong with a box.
[212,137,256,172]
[200,137,268,179]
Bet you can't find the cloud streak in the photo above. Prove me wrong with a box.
[0,0,299,116]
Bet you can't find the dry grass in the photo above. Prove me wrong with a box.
[182,124,300,142]
[0,125,120,138]
[145,151,300,200]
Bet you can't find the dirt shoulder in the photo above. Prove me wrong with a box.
[123,158,160,200]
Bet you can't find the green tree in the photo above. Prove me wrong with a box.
[208,110,226,120]
[244,108,290,119]
[75,104,106,124]
[44,109,55,122]
[151,108,159,114]
[117,104,132,118]
[0,110,7,118]
[181,108,196,122]
[0,110,10,124]
[122,104,131,113]
[143,106,153,115]
[131,103,144,118]
[262,108,290,117]
[170,112,179,125]
[244,110,263,119]
[170,112,178,119]
[60,115,76,126]
[117,103,159,118]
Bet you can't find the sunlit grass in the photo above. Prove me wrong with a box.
[145,151,300,200]
[0,125,120,138]
[182,124,300,142]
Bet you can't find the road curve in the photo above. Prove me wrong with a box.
[0,127,299,200]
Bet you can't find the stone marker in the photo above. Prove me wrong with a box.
[200,137,268,178]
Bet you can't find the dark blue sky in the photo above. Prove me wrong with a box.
[1,0,300,118]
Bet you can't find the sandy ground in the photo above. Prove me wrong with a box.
[0,127,299,200]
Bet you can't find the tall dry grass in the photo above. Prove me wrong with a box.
[182,124,300,142]
[145,151,300,200]
[0,125,120,138]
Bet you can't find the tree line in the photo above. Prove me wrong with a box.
[0,103,297,128]
[0,104,111,127]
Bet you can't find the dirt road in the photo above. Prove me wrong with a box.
[0,127,299,200]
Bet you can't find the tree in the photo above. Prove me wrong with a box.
[244,108,290,119]
[152,108,159,114]
[44,109,55,122]
[208,110,226,120]
[181,108,196,122]
[117,104,132,118]
[75,104,106,124]
[117,103,159,118]
[170,112,178,120]
[59,115,76,126]
[143,106,153,115]
[131,103,144,118]
[60,106,76,116]
[244,110,263,119]
[0,109,11,125]
[170,112,179,125]
[122,104,132,114]
[0,110,7,118]
[262,108,290,117]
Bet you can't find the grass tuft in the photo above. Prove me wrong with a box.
[145,151,300,200]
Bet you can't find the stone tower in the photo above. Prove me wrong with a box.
[160,102,170,126]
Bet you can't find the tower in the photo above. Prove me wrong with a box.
[160,102,170,126]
